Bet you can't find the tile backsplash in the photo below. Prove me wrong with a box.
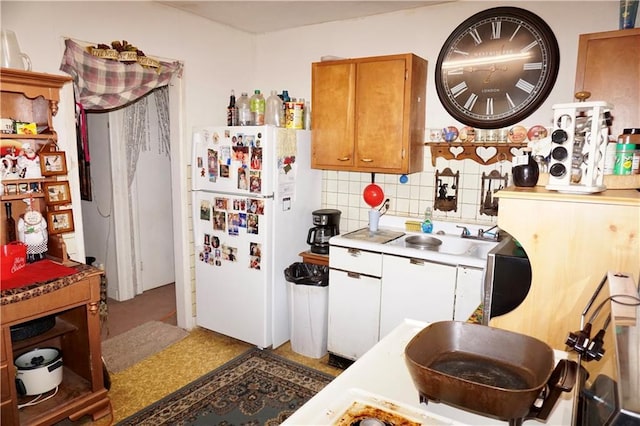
[320,147,520,233]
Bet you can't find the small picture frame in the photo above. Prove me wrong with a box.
[47,209,75,234]
[40,151,67,176]
[43,181,71,205]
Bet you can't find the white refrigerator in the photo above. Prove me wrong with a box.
[191,125,321,348]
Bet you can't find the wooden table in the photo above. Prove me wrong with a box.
[1,264,110,425]
[298,250,329,266]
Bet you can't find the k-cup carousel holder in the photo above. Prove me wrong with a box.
[546,101,612,194]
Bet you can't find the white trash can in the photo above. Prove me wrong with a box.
[285,263,329,358]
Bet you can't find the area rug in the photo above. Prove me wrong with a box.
[102,320,188,373]
[116,347,334,425]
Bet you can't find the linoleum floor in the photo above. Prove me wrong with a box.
[78,283,342,424]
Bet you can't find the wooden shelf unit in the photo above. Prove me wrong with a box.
[426,142,528,166]
[1,267,110,426]
[1,69,72,262]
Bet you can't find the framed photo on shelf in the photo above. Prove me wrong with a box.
[47,209,75,234]
[40,151,67,176]
[43,181,71,205]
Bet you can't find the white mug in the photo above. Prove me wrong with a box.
[369,209,380,232]
[1,30,32,71]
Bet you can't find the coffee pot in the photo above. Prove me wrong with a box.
[1,30,32,71]
[307,209,341,254]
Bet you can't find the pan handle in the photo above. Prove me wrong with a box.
[527,359,578,421]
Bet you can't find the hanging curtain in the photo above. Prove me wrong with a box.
[60,39,179,194]
[59,38,182,111]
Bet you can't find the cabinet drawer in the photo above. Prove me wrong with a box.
[329,246,382,277]
[0,277,96,325]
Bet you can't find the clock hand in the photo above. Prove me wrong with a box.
[483,64,509,83]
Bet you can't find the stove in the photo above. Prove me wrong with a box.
[283,319,575,426]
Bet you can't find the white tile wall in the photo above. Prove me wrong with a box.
[321,146,521,233]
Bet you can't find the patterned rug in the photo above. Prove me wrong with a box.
[116,347,334,425]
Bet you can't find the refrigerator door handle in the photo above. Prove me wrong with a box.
[194,190,274,199]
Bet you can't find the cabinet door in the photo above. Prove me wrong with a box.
[311,53,426,174]
[327,268,381,360]
[575,28,640,137]
[311,61,356,169]
[355,57,407,171]
[380,255,456,338]
[454,266,484,321]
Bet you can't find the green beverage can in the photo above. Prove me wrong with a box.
[613,143,636,175]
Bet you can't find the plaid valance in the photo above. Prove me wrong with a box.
[60,39,182,111]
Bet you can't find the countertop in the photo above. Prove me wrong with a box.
[1,262,100,305]
[495,186,640,206]
[284,319,576,425]
[329,215,497,269]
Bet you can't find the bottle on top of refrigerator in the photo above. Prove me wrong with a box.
[227,90,238,126]
[265,90,283,127]
[280,90,290,124]
[285,97,304,129]
[250,90,265,126]
[237,92,252,126]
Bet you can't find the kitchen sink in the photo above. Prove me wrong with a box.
[386,233,497,259]
[404,235,443,250]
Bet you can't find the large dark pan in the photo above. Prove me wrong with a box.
[405,321,576,425]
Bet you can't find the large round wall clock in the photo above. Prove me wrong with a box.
[435,7,560,129]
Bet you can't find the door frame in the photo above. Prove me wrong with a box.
[109,78,194,329]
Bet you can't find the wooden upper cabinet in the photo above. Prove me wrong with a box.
[574,28,640,137]
[311,53,427,174]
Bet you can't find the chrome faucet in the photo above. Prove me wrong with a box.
[456,225,471,237]
[477,225,499,241]
[457,224,499,241]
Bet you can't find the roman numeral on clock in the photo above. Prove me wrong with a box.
[521,40,539,52]
[451,81,468,97]
[491,21,501,39]
[486,98,494,115]
[516,79,535,93]
[523,62,543,70]
[469,28,482,45]
[509,25,522,42]
[464,93,478,110]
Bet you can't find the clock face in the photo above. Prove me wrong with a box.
[435,7,560,129]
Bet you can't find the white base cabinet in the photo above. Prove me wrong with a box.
[328,246,485,361]
[327,269,381,360]
[328,247,383,360]
[380,255,456,338]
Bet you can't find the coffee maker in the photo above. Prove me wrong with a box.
[307,209,341,254]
